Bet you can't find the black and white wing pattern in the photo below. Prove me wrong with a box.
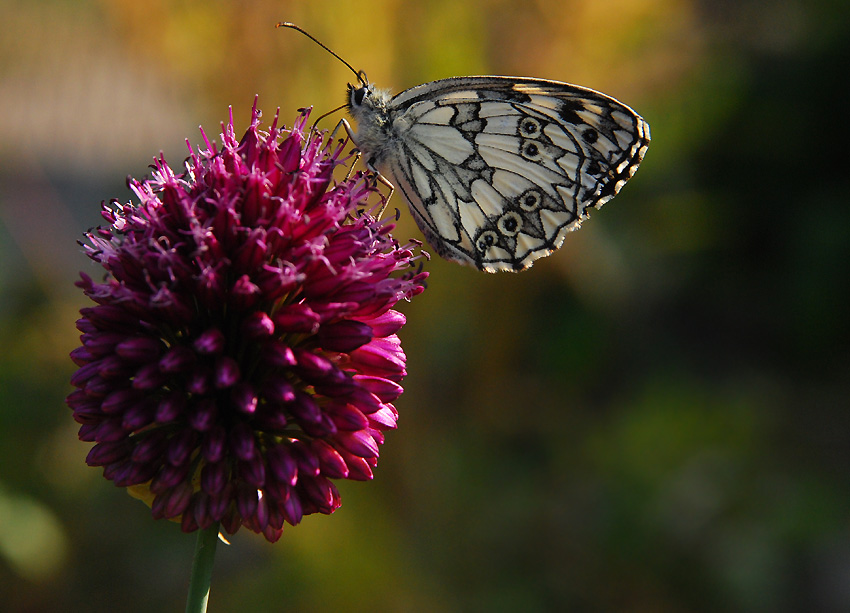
[348,76,650,273]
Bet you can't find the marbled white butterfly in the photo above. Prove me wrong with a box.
[278,23,650,273]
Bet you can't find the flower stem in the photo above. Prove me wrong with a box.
[185,522,220,613]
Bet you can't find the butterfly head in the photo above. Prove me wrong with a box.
[346,70,393,131]
[347,70,373,110]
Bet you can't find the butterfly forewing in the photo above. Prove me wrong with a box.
[353,76,650,272]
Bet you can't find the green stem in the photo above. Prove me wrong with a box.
[185,522,220,613]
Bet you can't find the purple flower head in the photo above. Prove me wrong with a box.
[67,100,427,542]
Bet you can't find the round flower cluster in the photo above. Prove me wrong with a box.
[67,101,427,542]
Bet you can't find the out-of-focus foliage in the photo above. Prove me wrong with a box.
[1,0,848,611]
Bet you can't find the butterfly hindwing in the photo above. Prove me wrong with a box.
[352,76,650,272]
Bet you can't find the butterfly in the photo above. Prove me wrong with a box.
[278,23,650,273]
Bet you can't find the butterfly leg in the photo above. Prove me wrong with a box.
[331,118,362,181]
[345,150,361,182]
[329,118,351,143]
[371,172,395,220]
[335,119,395,219]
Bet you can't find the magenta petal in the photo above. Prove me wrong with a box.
[367,405,399,430]
[159,346,195,373]
[265,519,284,543]
[236,483,259,519]
[348,342,406,379]
[132,363,168,389]
[81,332,122,356]
[289,391,323,426]
[70,361,101,387]
[156,392,186,423]
[277,130,302,173]
[151,462,190,495]
[274,303,321,333]
[214,357,240,388]
[167,429,198,466]
[121,399,156,431]
[69,345,94,367]
[194,328,226,355]
[117,461,158,487]
[230,275,261,309]
[101,388,142,414]
[201,461,228,495]
[209,486,232,521]
[263,379,295,404]
[352,375,403,402]
[293,349,337,382]
[232,383,258,414]
[229,422,256,461]
[253,492,270,531]
[186,494,206,530]
[201,426,227,463]
[337,450,374,481]
[282,490,303,526]
[263,342,296,368]
[289,439,320,478]
[311,440,349,479]
[86,440,130,466]
[324,401,369,431]
[300,476,340,514]
[266,443,298,486]
[334,429,380,458]
[131,430,168,464]
[356,309,406,337]
[316,320,373,352]
[152,482,193,519]
[243,311,275,338]
[238,456,266,487]
[115,336,164,362]
[84,375,111,397]
[189,398,218,432]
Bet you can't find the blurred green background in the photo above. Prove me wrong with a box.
[2,0,849,611]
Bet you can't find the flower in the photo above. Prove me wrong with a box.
[66,99,427,542]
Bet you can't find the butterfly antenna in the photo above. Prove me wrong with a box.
[276,22,367,86]
[311,103,348,130]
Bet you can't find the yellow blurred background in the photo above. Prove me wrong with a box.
[1,0,849,611]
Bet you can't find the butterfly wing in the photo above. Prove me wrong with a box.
[376,76,650,272]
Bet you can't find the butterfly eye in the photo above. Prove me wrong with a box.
[351,87,368,107]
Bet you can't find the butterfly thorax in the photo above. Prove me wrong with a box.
[346,83,401,170]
